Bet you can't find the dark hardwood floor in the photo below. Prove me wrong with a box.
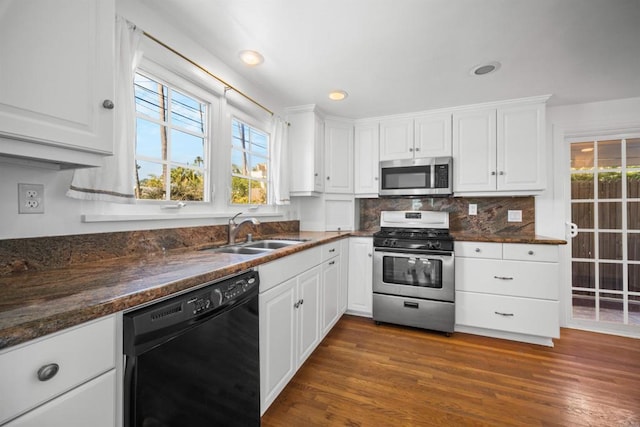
[261,315,640,426]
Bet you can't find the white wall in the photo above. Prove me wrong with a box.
[0,0,299,240]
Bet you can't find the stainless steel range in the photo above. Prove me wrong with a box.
[372,211,455,334]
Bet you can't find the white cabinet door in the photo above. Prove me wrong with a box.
[259,277,297,413]
[5,371,115,427]
[321,257,341,335]
[347,237,373,316]
[287,106,324,195]
[354,123,380,196]
[452,108,497,192]
[297,266,322,365]
[414,112,452,158]
[497,103,545,191]
[0,0,114,158]
[379,118,414,161]
[324,120,354,193]
[339,238,350,314]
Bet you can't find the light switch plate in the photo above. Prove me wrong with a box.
[468,204,477,215]
[507,210,522,222]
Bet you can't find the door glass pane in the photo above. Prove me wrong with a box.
[598,172,622,199]
[571,203,593,229]
[598,140,621,169]
[599,233,622,260]
[571,173,594,199]
[572,261,595,289]
[629,203,640,230]
[630,295,640,326]
[627,138,640,168]
[572,232,594,259]
[629,234,640,261]
[599,292,623,323]
[573,291,595,320]
[629,264,640,292]
[600,263,623,291]
[571,142,594,169]
[598,202,622,229]
[629,172,640,198]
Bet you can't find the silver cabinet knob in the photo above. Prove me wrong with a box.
[499,171,505,175]
[314,173,318,177]
[37,363,59,381]
[415,147,420,151]
[102,99,114,109]
[409,148,413,152]
[528,250,534,255]
[491,171,496,176]
[368,253,372,257]
[475,248,481,252]
[374,177,379,181]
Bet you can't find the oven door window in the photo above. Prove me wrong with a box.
[381,165,431,190]
[382,255,442,288]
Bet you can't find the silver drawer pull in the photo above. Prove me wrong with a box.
[494,276,514,280]
[495,311,514,317]
[404,301,419,309]
[475,248,481,252]
[37,363,59,381]
[328,260,336,265]
[329,248,336,253]
[528,250,534,255]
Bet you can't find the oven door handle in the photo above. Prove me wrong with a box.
[374,247,453,257]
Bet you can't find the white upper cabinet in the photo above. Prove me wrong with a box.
[497,103,546,191]
[414,112,453,158]
[453,97,548,194]
[0,0,115,168]
[287,105,324,196]
[379,113,451,161]
[453,108,497,192]
[324,120,354,194]
[354,122,379,197]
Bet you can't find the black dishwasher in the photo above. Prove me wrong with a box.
[123,269,260,427]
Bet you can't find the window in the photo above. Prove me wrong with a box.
[134,72,208,201]
[231,118,269,205]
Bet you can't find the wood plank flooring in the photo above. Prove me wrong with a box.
[261,315,640,426]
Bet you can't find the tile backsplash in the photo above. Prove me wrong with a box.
[359,196,535,235]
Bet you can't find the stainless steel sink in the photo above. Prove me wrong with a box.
[201,239,305,255]
[205,246,270,255]
[243,239,304,249]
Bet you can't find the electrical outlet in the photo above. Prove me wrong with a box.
[468,204,477,215]
[507,210,522,222]
[18,183,44,214]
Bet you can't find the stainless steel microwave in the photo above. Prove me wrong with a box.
[379,157,453,196]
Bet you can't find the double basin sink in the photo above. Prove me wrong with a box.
[203,239,306,255]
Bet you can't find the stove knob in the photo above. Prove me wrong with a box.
[433,241,441,249]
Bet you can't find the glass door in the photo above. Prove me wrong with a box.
[569,137,640,332]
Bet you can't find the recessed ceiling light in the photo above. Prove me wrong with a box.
[239,50,264,66]
[471,61,501,76]
[328,90,348,101]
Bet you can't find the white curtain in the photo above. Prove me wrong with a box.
[270,116,290,205]
[66,16,143,203]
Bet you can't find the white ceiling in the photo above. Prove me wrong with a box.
[147,0,640,119]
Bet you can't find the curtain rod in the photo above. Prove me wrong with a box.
[143,31,274,117]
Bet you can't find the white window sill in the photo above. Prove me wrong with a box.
[81,211,285,223]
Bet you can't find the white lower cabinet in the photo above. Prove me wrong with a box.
[347,237,373,317]
[0,315,116,426]
[454,241,560,346]
[259,241,346,414]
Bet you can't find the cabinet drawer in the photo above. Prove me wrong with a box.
[321,241,340,261]
[259,246,322,292]
[456,258,558,300]
[454,241,502,259]
[455,291,559,338]
[0,315,116,424]
[503,243,559,262]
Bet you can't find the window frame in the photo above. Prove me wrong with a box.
[133,58,218,204]
[228,108,272,207]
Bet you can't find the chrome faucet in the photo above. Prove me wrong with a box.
[228,212,260,245]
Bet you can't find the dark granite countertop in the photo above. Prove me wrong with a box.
[0,231,348,350]
[451,233,567,245]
